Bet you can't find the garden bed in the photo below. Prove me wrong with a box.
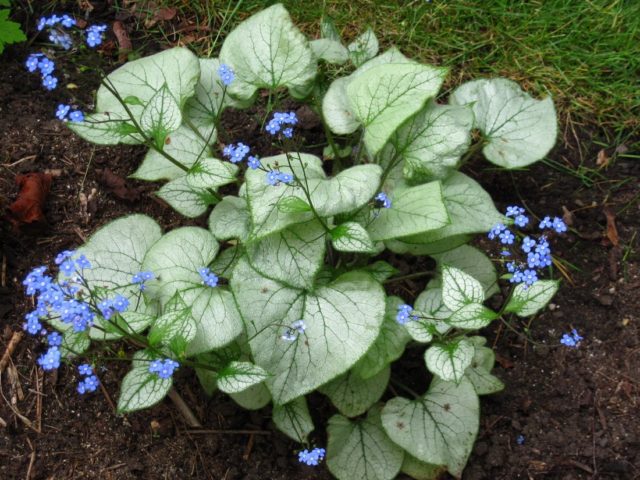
[1,10,639,480]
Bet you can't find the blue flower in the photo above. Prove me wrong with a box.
[500,250,511,256]
[43,75,58,90]
[55,250,75,265]
[552,217,567,233]
[38,347,61,371]
[247,155,261,170]
[374,192,391,209]
[49,30,73,50]
[38,58,55,75]
[132,271,155,291]
[521,236,536,253]
[298,448,326,466]
[281,320,306,341]
[56,104,71,120]
[75,255,91,270]
[60,15,76,28]
[222,142,250,163]
[505,206,525,217]
[149,359,180,379]
[23,266,51,295]
[77,375,99,394]
[265,170,294,186]
[514,214,529,228]
[60,259,76,277]
[282,127,294,138]
[396,304,417,325]
[198,267,219,287]
[521,269,538,287]
[560,328,583,348]
[217,64,235,86]
[23,311,43,335]
[98,295,129,320]
[278,172,294,184]
[265,111,298,136]
[69,110,85,123]
[47,332,63,347]
[539,216,553,230]
[488,223,506,240]
[498,229,515,245]
[25,53,43,72]
[86,24,107,48]
[78,364,93,376]
[517,435,525,445]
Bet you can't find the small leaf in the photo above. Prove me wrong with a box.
[272,396,314,442]
[450,78,557,168]
[321,15,341,42]
[277,196,312,213]
[229,382,271,410]
[147,292,196,353]
[428,245,499,298]
[0,10,26,54]
[187,157,238,190]
[425,338,475,383]
[361,261,399,283]
[156,175,211,218]
[118,364,172,413]
[217,361,270,394]
[347,28,379,67]
[310,38,349,64]
[405,288,452,343]
[331,222,376,253]
[327,406,404,480]
[320,366,390,417]
[464,336,504,395]
[441,265,484,311]
[447,303,497,330]
[381,377,479,477]
[139,85,182,147]
[504,280,559,317]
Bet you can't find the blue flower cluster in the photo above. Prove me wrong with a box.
[298,447,326,466]
[85,25,107,48]
[560,328,583,348]
[222,142,261,170]
[395,304,418,325]
[132,271,155,291]
[266,170,294,186]
[265,111,298,138]
[25,53,58,91]
[217,64,235,86]
[374,192,392,209]
[198,267,219,287]
[56,104,84,122]
[97,295,130,320]
[37,14,76,50]
[489,206,567,288]
[76,364,100,394]
[281,320,306,341]
[149,358,180,379]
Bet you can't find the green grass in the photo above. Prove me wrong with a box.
[118,0,639,140]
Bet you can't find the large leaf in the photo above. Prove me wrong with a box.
[141,227,243,354]
[327,406,404,480]
[347,63,447,156]
[231,259,385,404]
[97,47,199,123]
[450,78,557,168]
[272,396,314,442]
[424,338,474,383]
[216,361,270,394]
[381,377,479,477]
[428,245,499,298]
[401,455,448,480]
[367,182,448,241]
[246,219,326,290]
[381,102,474,183]
[353,296,411,379]
[505,280,559,317]
[208,196,251,242]
[132,123,213,181]
[400,172,504,244]
[322,48,413,135]
[441,265,485,311]
[219,4,316,100]
[320,366,390,417]
[246,154,380,239]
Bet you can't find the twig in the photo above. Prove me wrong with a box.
[99,383,116,413]
[25,438,36,480]
[168,388,202,428]
[34,369,42,433]
[184,429,271,435]
[0,331,24,374]
[0,416,6,428]
[243,433,255,461]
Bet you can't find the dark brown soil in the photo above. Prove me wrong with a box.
[1,18,639,480]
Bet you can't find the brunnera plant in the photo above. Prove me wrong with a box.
[22,4,568,479]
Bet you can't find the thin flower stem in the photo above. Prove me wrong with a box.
[384,270,436,284]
